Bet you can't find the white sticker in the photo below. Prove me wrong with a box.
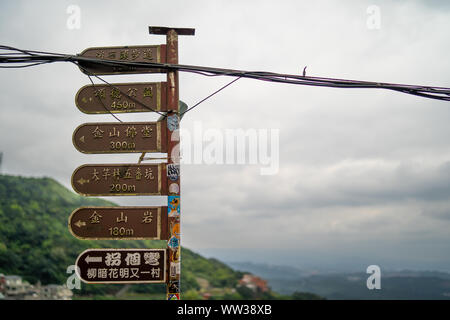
[170,262,181,277]
[169,183,180,194]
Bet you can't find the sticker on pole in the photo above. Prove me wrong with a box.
[168,196,180,217]
[167,164,180,181]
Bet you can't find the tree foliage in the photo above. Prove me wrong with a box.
[0,174,244,297]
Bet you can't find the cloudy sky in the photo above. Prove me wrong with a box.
[1,0,450,273]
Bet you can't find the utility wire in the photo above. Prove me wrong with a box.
[1,45,450,102]
[85,73,123,123]
[76,62,166,117]
[181,77,241,116]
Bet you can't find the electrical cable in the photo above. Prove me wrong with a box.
[181,77,241,115]
[75,61,166,117]
[1,45,450,102]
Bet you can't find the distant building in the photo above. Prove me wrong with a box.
[0,274,72,300]
[0,275,32,297]
[0,274,5,295]
[201,292,212,300]
[238,274,269,293]
[41,284,73,300]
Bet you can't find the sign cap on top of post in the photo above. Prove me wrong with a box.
[149,26,195,36]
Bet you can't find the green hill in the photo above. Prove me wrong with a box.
[0,173,322,300]
[0,174,244,299]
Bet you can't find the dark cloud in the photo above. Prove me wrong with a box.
[422,205,450,222]
[1,0,450,271]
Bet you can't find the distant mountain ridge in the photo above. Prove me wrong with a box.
[229,261,450,299]
[229,261,310,280]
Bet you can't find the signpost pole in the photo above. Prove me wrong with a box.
[165,28,181,301]
[149,26,194,300]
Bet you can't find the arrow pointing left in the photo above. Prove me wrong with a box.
[85,255,102,264]
[74,220,86,228]
[77,178,89,185]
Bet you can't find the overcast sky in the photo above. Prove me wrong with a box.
[1,0,450,273]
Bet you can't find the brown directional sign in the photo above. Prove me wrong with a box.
[78,45,166,75]
[76,248,166,284]
[75,82,169,114]
[71,163,167,196]
[69,207,169,240]
[73,121,167,154]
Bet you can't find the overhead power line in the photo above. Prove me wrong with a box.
[1,45,450,102]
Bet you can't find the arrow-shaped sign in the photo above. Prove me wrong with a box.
[72,121,167,154]
[71,164,167,197]
[68,207,169,240]
[75,249,166,284]
[85,255,102,264]
[78,45,166,75]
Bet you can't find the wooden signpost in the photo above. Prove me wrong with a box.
[71,163,167,196]
[78,45,166,75]
[68,207,169,240]
[75,82,168,114]
[75,249,166,284]
[72,121,167,154]
[70,26,194,301]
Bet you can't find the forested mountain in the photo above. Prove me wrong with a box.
[0,174,241,298]
[0,174,321,299]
